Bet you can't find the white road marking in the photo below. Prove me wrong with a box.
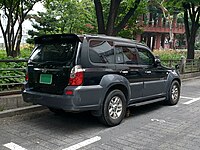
[180,96,193,100]
[3,142,27,150]
[62,136,101,150]
[151,119,166,123]
[171,105,179,107]
[183,97,200,105]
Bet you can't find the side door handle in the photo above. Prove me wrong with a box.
[120,70,129,74]
[145,70,151,74]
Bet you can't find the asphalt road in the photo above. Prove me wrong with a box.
[0,78,200,150]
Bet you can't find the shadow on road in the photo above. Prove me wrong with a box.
[127,101,164,117]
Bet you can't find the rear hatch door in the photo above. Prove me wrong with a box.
[27,34,81,94]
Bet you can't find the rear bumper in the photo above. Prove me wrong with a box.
[22,85,103,111]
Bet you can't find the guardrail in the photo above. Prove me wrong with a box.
[0,59,27,96]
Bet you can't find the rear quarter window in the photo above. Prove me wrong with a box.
[89,40,114,64]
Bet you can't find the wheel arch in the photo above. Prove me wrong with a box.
[173,78,181,87]
[100,74,131,104]
[104,84,129,105]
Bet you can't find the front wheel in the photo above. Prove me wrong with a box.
[98,90,126,126]
[165,80,180,105]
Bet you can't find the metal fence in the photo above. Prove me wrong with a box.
[0,58,200,96]
[0,59,27,96]
[161,57,200,74]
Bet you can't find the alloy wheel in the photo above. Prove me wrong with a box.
[108,96,123,120]
[171,84,179,101]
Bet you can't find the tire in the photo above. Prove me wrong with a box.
[48,107,65,115]
[165,80,180,105]
[98,89,126,126]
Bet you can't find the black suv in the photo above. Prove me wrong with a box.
[23,34,181,126]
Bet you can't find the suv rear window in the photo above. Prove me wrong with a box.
[30,42,78,65]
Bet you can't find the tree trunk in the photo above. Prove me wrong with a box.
[94,0,105,34]
[186,24,198,59]
[106,0,121,35]
[114,0,141,35]
[183,2,200,59]
[15,24,23,56]
[94,0,141,36]
[187,37,195,59]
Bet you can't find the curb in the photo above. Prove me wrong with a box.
[0,105,46,118]
[181,76,200,82]
[180,72,200,81]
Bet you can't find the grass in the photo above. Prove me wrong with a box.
[153,49,186,60]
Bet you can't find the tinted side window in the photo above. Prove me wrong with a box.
[137,48,154,65]
[115,46,124,64]
[89,40,114,64]
[115,46,138,64]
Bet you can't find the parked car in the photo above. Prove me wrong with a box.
[23,34,181,126]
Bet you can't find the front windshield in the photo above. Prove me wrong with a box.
[30,42,78,65]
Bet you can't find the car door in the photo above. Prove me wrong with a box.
[137,46,168,99]
[115,44,143,101]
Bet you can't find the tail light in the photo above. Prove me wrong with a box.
[69,65,84,86]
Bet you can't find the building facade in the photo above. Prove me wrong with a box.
[136,11,186,50]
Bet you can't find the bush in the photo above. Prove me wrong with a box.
[153,49,187,60]
[153,49,200,60]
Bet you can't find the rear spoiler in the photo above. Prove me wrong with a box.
[34,34,82,44]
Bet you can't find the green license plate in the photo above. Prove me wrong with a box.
[39,74,52,84]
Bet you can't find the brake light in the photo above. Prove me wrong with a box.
[69,65,84,86]
[25,72,29,81]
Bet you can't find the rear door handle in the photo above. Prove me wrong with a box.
[145,70,151,74]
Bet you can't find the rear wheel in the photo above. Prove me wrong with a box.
[166,80,180,105]
[98,90,126,126]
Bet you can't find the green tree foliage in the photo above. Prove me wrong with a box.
[27,0,97,43]
[0,0,41,57]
